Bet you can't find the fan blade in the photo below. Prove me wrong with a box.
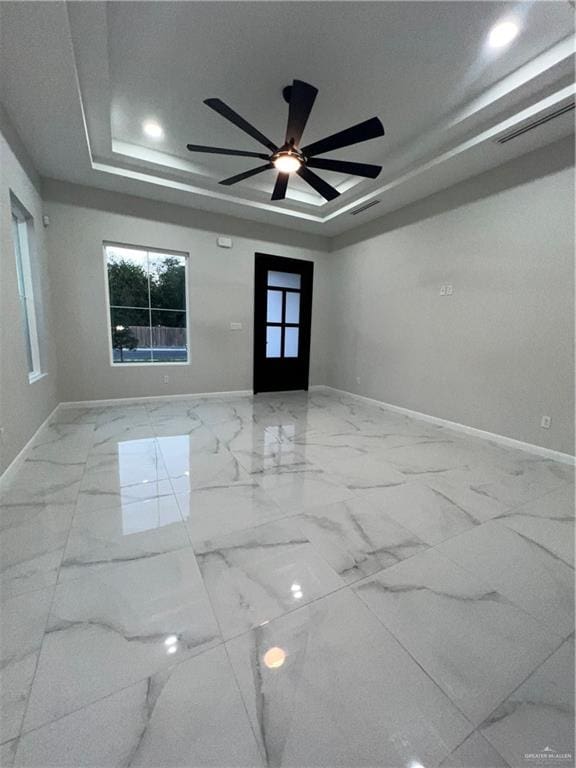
[204,98,278,152]
[307,158,382,179]
[271,173,289,201]
[186,144,270,159]
[219,163,273,186]
[302,117,384,158]
[297,166,340,201]
[285,80,318,147]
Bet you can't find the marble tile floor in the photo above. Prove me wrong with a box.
[0,390,574,767]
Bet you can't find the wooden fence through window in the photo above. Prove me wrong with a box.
[128,325,186,348]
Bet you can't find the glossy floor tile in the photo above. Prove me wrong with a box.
[362,480,481,545]
[436,520,574,637]
[24,549,220,731]
[480,636,574,768]
[255,466,356,512]
[495,484,575,568]
[195,518,344,638]
[297,496,428,583]
[0,503,74,598]
[176,482,284,543]
[0,738,17,768]
[0,390,573,766]
[439,732,511,768]
[59,495,190,582]
[14,647,263,767]
[226,588,473,767]
[354,549,560,725]
[0,588,53,742]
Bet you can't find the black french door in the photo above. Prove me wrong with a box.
[253,253,313,393]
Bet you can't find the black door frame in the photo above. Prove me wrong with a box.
[253,253,314,394]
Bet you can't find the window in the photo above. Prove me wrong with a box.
[104,244,188,365]
[11,196,42,381]
[266,270,301,358]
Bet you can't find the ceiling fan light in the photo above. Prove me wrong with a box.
[273,151,302,174]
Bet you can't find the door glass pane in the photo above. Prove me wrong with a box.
[266,326,281,358]
[267,290,283,323]
[268,270,301,289]
[284,327,299,358]
[285,292,300,324]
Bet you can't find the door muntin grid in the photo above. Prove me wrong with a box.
[266,271,301,359]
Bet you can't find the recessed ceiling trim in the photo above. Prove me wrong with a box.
[440,35,575,131]
[111,140,324,206]
[321,83,576,222]
[91,161,326,222]
[63,6,575,229]
[92,83,575,226]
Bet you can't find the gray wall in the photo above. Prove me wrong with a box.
[327,141,575,454]
[0,112,59,474]
[1,113,574,474]
[43,183,331,403]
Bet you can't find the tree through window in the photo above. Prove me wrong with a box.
[105,244,188,364]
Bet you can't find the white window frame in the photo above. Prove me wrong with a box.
[11,198,42,383]
[103,242,190,368]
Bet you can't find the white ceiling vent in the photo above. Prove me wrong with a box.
[350,199,381,215]
[495,101,575,144]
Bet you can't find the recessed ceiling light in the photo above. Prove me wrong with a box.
[143,120,164,140]
[488,20,519,49]
[263,646,286,669]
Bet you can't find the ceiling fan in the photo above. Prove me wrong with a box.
[186,80,385,202]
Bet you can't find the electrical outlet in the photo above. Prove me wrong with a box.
[163,375,169,384]
[440,285,446,295]
[446,284,453,295]
[540,415,552,429]
[356,376,361,385]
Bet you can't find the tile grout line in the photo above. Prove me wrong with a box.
[352,549,572,743]
[12,420,98,751]
[2,392,573,757]
[221,636,268,766]
[433,523,575,639]
[476,632,574,747]
[438,729,512,768]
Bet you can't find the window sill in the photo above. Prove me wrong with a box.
[28,372,47,384]
[110,362,190,368]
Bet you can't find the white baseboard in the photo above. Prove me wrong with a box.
[60,386,325,409]
[0,404,60,490]
[321,386,576,466]
[59,389,253,409]
[3,385,572,486]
